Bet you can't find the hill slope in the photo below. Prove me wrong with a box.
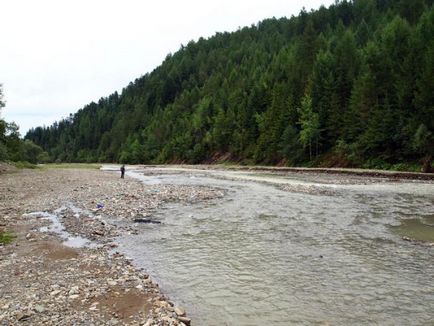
[26,0,434,170]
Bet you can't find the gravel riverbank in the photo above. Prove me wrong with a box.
[0,167,223,325]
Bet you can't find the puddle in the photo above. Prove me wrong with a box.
[24,205,96,248]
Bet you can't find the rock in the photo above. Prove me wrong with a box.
[93,230,105,236]
[50,290,61,297]
[174,307,186,317]
[16,312,32,321]
[156,301,169,308]
[34,305,45,313]
[178,316,191,325]
[142,319,152,326]
[161,316,171,323]
[69,286,80,295]
[1,168,225,326]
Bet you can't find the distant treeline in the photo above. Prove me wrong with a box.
[26,0,434,170]
[0,85,49,165]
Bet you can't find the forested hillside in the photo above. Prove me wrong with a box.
[26,0,434,170]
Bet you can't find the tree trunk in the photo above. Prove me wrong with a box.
[309,140,312,160]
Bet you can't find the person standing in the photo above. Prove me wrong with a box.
[120,164,125,178]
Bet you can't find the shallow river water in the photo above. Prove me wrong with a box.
[115,167,434,325]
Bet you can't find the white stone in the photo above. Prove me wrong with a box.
[175,307,186,316]
[69,286,80,295]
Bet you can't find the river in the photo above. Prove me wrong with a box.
[113,167,434,325]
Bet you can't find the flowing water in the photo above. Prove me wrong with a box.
[114,167,434,325]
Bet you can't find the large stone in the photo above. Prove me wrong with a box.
[69,286,80,295]
[174,307,186,316]
[34,305,45,313]
[16,312,32,321]
[142,319,152,326]
[178,316,191,325]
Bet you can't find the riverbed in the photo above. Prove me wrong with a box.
[111,167,434,325]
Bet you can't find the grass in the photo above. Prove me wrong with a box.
[0,230,15,245]
[3,161,102,170]
[389,163,421,173]
[11,161,38,169]
[40,163,102,169]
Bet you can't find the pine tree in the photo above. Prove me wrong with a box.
[298,94,320,160]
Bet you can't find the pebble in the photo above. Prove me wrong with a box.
[0,168,215,325]
[69,286,80,295]
[34,305,45,313]
[50,290,61,297]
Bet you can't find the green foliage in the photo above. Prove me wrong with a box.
[412,124,433,155]
[0,141,8,161]
[362,158,392,170]
[334,139,360,166]
[390,162,421,172]
[23,0,434,171]
[278,125,303,164]
[0,230,15,245]
[41,163,102,169]
[21,139,44,164]
[0,130,47,165]
[298,94,320,160]
[37,151,50,163]
[12,161,37,169]
[0,84,5,110]
[0,85,50,165]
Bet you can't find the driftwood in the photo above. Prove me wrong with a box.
[133,218,161,224]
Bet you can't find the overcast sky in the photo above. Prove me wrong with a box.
[1,0,334,135]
